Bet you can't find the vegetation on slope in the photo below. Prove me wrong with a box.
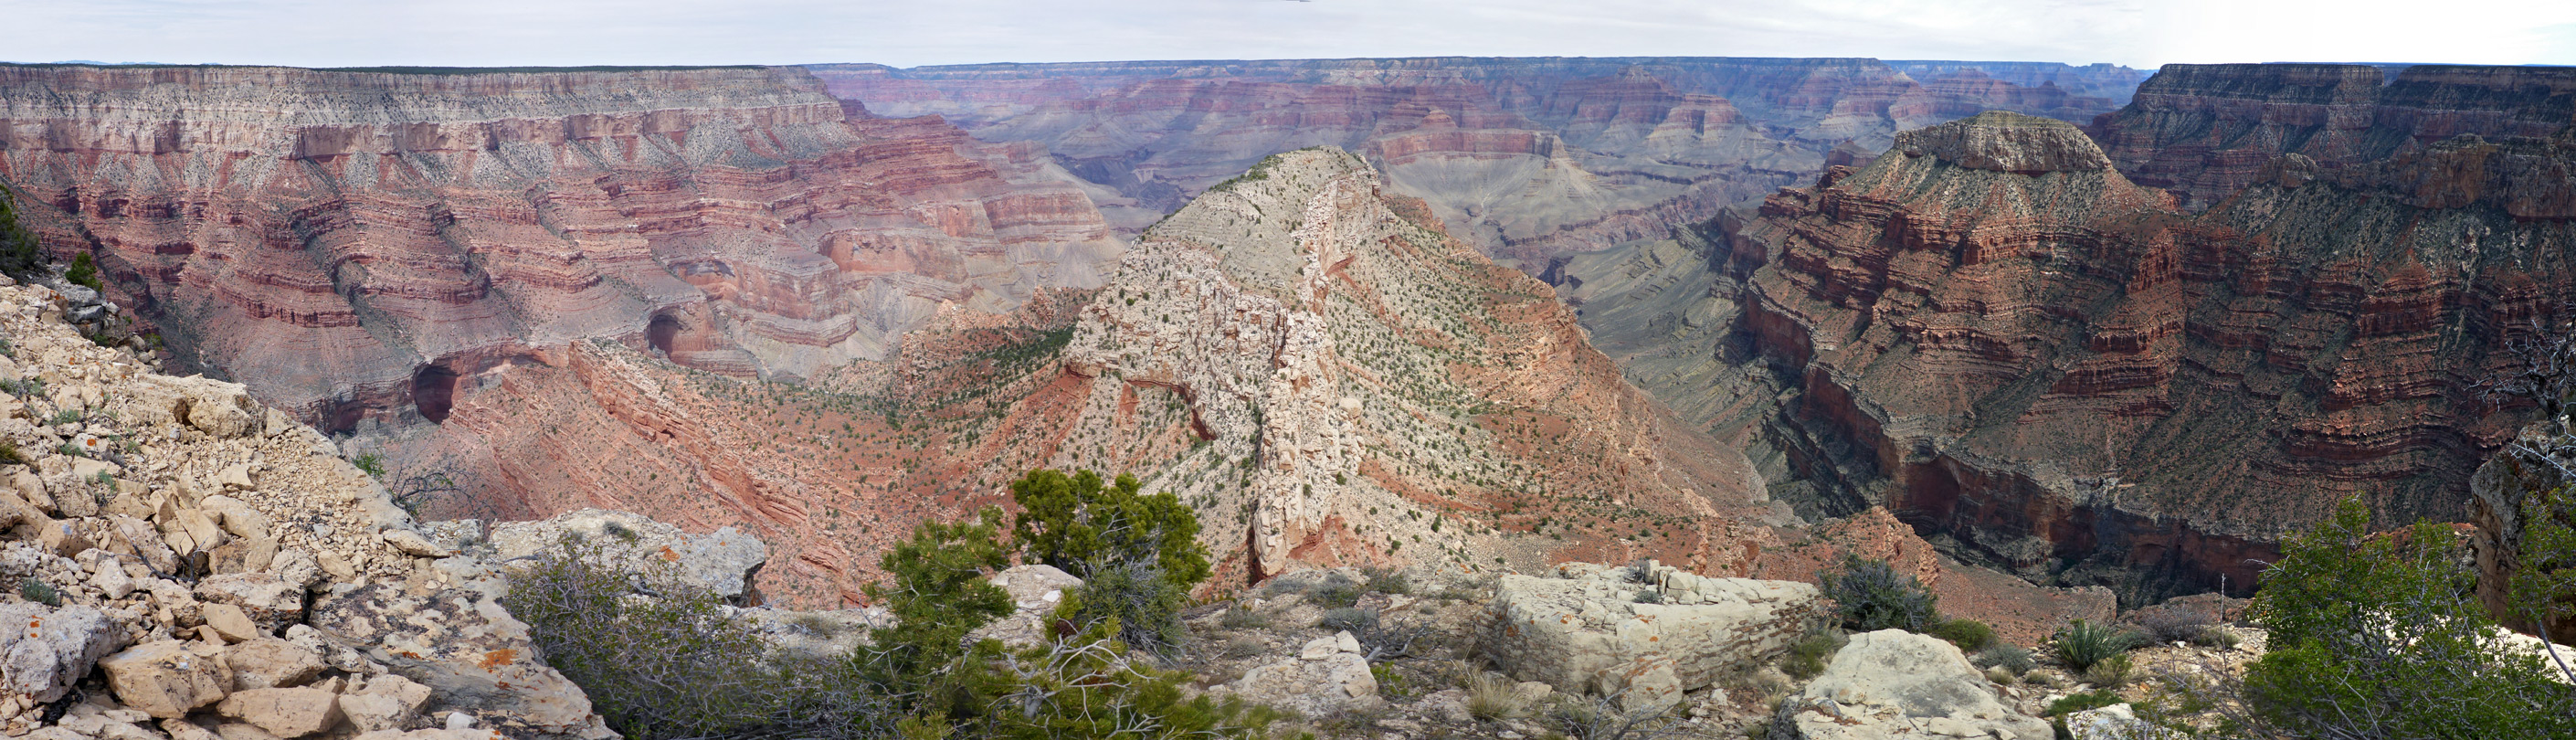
[510,467,1285,740]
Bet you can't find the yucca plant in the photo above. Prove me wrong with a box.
[2051,618,2141,671]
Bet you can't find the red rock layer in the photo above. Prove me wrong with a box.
[1717,110,2576,603]
[808,58,2142,261]
[0,65,1119,428]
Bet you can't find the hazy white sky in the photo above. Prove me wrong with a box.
[8,0,2574,69]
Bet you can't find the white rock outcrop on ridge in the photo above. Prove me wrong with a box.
[1773,629,2051,740]
[1487,561,1825,711]
[1226,629,1379,717]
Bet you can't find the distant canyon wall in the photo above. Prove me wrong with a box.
[809,58,2148,263]
[0,64,1120,428]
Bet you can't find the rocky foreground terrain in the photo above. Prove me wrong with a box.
[1567,63,2576,605]
[812,58,2146,262]
[0,272,618,739]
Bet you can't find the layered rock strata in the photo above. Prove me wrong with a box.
[811,58,2144,261]
[1569,105,2576,604]
[0,64,1119,430]
[2092,63,2576,207]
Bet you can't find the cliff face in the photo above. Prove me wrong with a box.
[809,58,2144,262]
[0,65,1120,428]
[1569,107,2576,605]
[2091,63,2576,208]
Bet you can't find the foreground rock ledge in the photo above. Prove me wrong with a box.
[1488,561,1825,711]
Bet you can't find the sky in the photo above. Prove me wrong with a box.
[7,0,2575,70]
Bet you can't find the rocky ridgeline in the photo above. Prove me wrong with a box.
[0,276,628,740]
[1053,147,1776,586]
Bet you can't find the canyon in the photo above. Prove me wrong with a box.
[2,57,2564,622]
[1568,64,2576,605]
[809,58,2146,264]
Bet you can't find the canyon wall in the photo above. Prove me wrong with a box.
[2092,62,2576,208]
[1570,94,2576,604]
[809,58,2146,263]
[0,64,1121,428]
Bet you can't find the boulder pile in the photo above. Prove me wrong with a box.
[0,278,615,740]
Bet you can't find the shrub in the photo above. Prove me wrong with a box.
[2238,497,2576,739]
[1306,577,1363,608]
[1971,644,2036,675]
[2127,607,2218,645]
[2050,619,2139,671]
[2084,653,2133,688]
[1632,588,1663,605]
[962,629,1289,740]
[1782,631,1845,680]
[507,536,897,740]
[19,578,58,607]
[63,252,100,291]
[1362,568,1410,596]
[1929,618,1994,651]
[0,442,22,466]
[865,509,1015,682]
[1009,469,1213,657]
[1465,673,1527,721]
[0,191,40,280]
[1220,602,1271,629]
[1818,555,1938,633]
[1319,607,1372,633]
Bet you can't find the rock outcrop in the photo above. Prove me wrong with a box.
[0,274,612,737]
[460,509,767,601]
[1772,629,2050,740]
[1488,562,1822,711]
[811,58,2145,260]
[1568,70,2576,603]
[1226,630,1379,717]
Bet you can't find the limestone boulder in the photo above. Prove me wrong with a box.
[1228,631,1378,717]
[1489,561,1824,711]
[216,688,343,738]
[340,674,435,733]
[1772,629,2050,740]
[309,581,614,739]
[2065,703,2186,740]
[966,565,1082,649]
[481,510,766,600]
[100,640,232,718]
[196,573,304,633]
[123,375,265,439]
[0,602,123,703]
[225,638,325,691]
